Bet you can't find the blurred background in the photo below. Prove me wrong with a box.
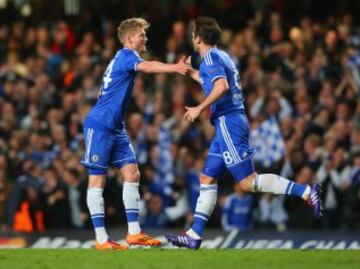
[0,0,359,237]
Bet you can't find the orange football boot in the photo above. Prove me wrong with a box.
[126,232,161,246]
[95,239,128,250]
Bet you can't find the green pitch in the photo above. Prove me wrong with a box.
[0,249,359,269]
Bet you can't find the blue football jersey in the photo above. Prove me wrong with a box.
[199,48,245,121]
[85,48,143,131]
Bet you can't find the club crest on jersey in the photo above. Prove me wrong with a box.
[92,155,99,162]
[208,68,218,74]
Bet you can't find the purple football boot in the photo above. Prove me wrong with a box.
[307,184,323,218]
[165,233,202,249]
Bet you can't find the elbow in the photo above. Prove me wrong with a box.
[214,78,229,95]
[221,85,229,94]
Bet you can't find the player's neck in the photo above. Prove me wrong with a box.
[199,45,215,57]
[123,43,139,52]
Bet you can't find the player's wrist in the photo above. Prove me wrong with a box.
[198,104,205,112]
[172,63,180,72]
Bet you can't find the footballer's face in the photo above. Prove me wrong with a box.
[192,31,200,52]
[129,28,148,52]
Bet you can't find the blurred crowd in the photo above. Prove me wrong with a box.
[0,0,360,233]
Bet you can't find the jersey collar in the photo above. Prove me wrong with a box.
[201,47,216,65]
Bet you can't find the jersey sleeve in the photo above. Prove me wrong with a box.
[122,50,144,72]
[204,52,226,82]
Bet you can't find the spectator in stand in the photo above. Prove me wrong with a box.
[221,184,254,232]
[38,167,71,229]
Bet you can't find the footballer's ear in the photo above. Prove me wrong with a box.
[125,32,135,45]
[122,33,130,45]
[194,35,201,45]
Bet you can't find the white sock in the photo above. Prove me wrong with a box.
[253,174,288,194]
[253,174,308,199]
[87,188,108,244]
[186,184,218,239]
[123,181,141,235]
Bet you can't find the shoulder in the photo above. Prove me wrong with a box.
[117,49,143,70]
[205,49,228,68]
[110,49,124,64]
[117,48,141,59]
[117,48,131,57]
[203,49,218,66]
[214,49,231,63]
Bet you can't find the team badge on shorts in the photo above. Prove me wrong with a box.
[92,155,99,162]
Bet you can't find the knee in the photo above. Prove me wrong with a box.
[237,172,257,192]
[199,174,217,185]
[124,169,140,183]
[88,175,106,188]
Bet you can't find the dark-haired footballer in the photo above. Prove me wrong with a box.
[166,17,323,249]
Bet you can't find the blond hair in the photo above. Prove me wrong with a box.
[117,18,150,44]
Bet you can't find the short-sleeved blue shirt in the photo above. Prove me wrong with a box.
[85,48,143,132]
[199,48,245,122]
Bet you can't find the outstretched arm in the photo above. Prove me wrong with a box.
[184,78,229,122]
[137,61,190,75]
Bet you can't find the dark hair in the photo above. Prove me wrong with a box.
[193,17,221,45]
